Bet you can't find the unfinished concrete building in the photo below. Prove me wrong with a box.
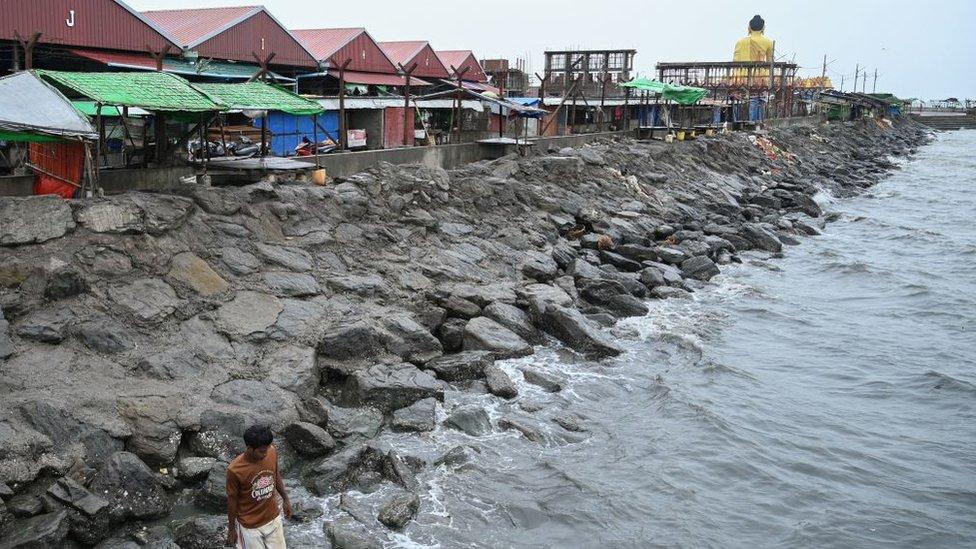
[542,49,635,99]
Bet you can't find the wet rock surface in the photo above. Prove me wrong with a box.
[0,119,927,545]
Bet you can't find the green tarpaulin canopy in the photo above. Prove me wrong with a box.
[194,82,324,116]
[37,70,225,113]
[619,78,708,105]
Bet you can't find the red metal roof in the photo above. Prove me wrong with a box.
[292,28,397,74]
[0,0,176,53]
[436,50,488,82]
[71,48,156,69]
[142,6,316,67]
[332,70,430,87]
[142,5,258,47]
[379,41,450,79]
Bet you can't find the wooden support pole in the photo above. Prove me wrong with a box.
[14,32,41,70]
[450,65,470,144]
[260,113,268,157]
[146,44,173,71]
[399,62,418,147]
[338,58,351,150]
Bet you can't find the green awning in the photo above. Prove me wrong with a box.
[619,78,708,105]
[0,130,64,142]
[37,70,225,113]
[194,82,324,115]
[72,101,122,117]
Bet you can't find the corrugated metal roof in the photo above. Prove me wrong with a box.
[291,28,365,60]
[378,41,428,65]
[0,71,98,140]
[330,70,430,87]
[142,5,261,47]
[36,70,225,112]
[435,50,488,82]
[70,48,291,81]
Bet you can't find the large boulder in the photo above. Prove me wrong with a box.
[262,272,320,297]
[345,363,443,412]
[216,291,283,337]
[89,451,171,521]
[380,315,443,364]
[391,398,437,432]
[318,321,384,361]
[282,422,336,457]
[462,317,533,359]
[521,251,559,282]
[210,379,298,424]
[118,397,182,466]
[0,510,70,547]
[46,477,108,517]
[0,196,75,245]
[423,351,494,382]
[194,461,228,511]
[536,305,623,359]
[483,302,542,344]
[171,514,226,549]
[485,365,518,399]
[740,223,783,252]
[254,243,313,272]
[680,256,720,281]
[377,493,420,530]
[577,278,649,318]
[445,406,492,436]
[109,278,180,322]
[263,345,319,400]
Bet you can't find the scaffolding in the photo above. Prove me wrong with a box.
[656,61,800,119]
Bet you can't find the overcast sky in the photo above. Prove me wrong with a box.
[127,0,974,99]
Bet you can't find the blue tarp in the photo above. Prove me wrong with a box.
[508,97,542,107]
[254,111,339,156]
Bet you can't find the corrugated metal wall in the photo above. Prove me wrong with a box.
[0,0,173,52]
[410,45,449,79]
[333,33,397,74]
[384,107,414,148]
[195,11,315,68]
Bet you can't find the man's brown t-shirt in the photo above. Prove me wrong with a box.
[226,445,280,528]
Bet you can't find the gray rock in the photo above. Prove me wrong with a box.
[520,367,563,393]
[639,266,666,288]
[324,515,383,549]
[550,240,578,269]
[46,477,107,517]
[43,269,88,301]
[263,271,320,297]
[254,243,313,272]
[118,398,182,466]
[325,405,383,440]
[345,363,443,412]
[216,291,283,336]
[567,258,604,281]
[219,247,262,276]
[680,256,720,281]
[536,305,623,358]
[381,315,443,364]
[318,320,384,361]
[17,310,70,344]
[128,193,193,235]
[438,294,481,319]
[436,318,466,352]
[0,510,69,547]
[210,379,297,421]
[445,406,492,436]
[264,345,318,400]
[653,246,688,265]
[0,316,12,360]
[577,278,649,318]
[598,250,642,272]
[498,417,544,442]
[1,196,75,246]
[423,350,494,381]
[186,410,245,462]
[485,364,518,399]
[392,398,437,432]
[553,414,587,432]
[462,316,533,359]
[109,278,179,322]
[614,244,659,262]
[740,223,783,252]
[521,251,559,282]
[194,461,228,511]
[74,200,144,234]
[74,319,134,354]
[7,494,44,517]
[327,274,389,297]
[176,457,216,482]
[483,302,541,344]
[377,492,420,530]
[283,422,336,456]
[171,514,226,549]
[518,283,574,318]
[89,451,170,520]
[651,286,692,299]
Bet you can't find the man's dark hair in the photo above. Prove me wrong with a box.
[243,424,273,448]
[749,15,765,32]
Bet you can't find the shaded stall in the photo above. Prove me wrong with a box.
[35,70,225,172]
[194,81,325,164]
[619,78,708,139]
[0,71,98,197]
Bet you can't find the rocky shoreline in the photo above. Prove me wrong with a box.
[0,119,929,547]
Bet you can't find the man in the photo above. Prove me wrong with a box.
[226,425,292,548]
[733,15,774,63]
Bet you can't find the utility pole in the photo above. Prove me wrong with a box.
[822,54,827,79]
[872,69,878,93]
[853,63,859,93]
[840,75,845,92]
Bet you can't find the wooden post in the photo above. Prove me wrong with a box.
[338,58,351,150]
[146,44,173,71]
[155,112,165,165]
[14,32,41,70]
[312,114,320,168]
[399,62,418,147]
[623,86,630,131]
[249,52,277,82]
[599,73,609,131]
[95,103,103,168]
[260,113,268,157]
[217,114,228,156]
[450,66,470,144]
